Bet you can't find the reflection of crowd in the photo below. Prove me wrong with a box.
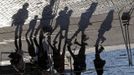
[8,1,113,75]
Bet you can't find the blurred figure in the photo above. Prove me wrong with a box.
[25,15,38,38]
[11,3,29,51]
[48,35,66,74]
[34,4,55,36]
[95,10,114,46]
[26,37,36,63]
[67,34,88,75]
[34,30,50,70]
[94,45,106,75]
[10,3,29,73]
[52,8,73,58]
[69,2,98,41]
[52,7,73,42]
[8,51,25,73]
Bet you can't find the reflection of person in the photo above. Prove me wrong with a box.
[34,30,50,70]
[11,3,29,51]
[26,37,36,63]
[25,15,38,38]
[94,45,106,75]
[47,36,65,74]
[67,34,87,75]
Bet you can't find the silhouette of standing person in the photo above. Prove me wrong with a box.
[34,4,55,36]
[52,7,73,42]
[67,34,88,75]
[52,7,68,33]
[95,10,114,46]
[94,44,106,75]
[25,15,38,38]
[10,3,29,73]
[69,2,98,41]
[11,3,29,51]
